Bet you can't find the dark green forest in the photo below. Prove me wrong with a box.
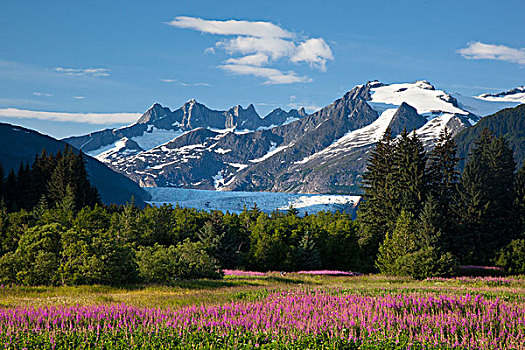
[0,126,524,286]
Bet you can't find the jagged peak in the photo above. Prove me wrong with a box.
[367,80,384,88]
[397,101,417,111]
[184,98,202,107]
[414,80,435,90]
[137,103,172,124]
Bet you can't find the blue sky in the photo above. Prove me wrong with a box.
[0,0,524,138]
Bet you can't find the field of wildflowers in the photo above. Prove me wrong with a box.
[0,275,524,349]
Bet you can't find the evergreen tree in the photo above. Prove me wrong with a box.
[392,129,428,217]
[4,169,17,211]
[376,203,458,279]
[16,163,33,210]
[46,146,100,210]
[427,129,460,250]
[0,163,4,203]
[515,163,525,233]
[358,128,396,270]
[296,231,322,270]
[455,129,517,264]
[376,210,418,275]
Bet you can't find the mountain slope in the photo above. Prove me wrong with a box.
[65,101,306,156]
[455,104,525,170]
[0,123,149,205]
[63,80,523,195]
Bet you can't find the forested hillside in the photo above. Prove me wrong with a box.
[455,104,525,169]
[0,123,149,205]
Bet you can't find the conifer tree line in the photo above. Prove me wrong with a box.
[358,127,525,278]
[0,146,100,212]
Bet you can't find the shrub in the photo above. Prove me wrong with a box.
[496,238,525,275]
[136,240,221,283]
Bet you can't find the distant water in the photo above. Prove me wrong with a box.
[144,187,361,215]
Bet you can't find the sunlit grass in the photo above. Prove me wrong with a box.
[1,273,524,309]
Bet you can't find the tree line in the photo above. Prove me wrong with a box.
[0,148,360,285]
[358,128,525,278]
[0,127,523,286]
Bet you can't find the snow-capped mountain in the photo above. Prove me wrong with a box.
[477,86,525,103]
[65,100,306,159]
[64,81,524,194]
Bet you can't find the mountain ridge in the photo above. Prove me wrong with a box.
[0,123,150,205]
[63,80,525,194]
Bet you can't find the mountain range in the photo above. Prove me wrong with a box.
[63,81,525,195]
[0,123,149,205]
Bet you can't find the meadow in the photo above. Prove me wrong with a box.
[0,272,524,349]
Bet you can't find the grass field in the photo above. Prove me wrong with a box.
[1,273,524,349]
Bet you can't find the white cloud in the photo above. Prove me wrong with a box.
[219,64,311,85]
[55,67,110,77]
[226,53,269,66]
[181,82,211,86]
[458,42,525,65]
[217,37,296,60]
[291,38,334,71]
[167,16,294,39]
[73,96,85,99]
[33,92,53,97]
[167,16,334,84]
[0,108,140,125]
[162,78,211,86]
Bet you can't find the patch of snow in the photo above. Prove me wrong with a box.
[415,113,455,144]
[279,195,361,211]
[132,127,185,150]
[208,127,235,134]
[212,171,225,189]
[370,81,468,115]
[249,141,288,163]
[214,148,231,154]
[452,93,520,117]
[476,86,525,103]
[93,138,129,161]
[282,116,299,125]
[228,163,249,172]
[234,129,254,134]
[256,125,277,131]
[295,108,398,164]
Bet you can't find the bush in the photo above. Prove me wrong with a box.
[136,240,221,283]
[0,223,62,285]
[59,229,137,285]
[496,238,525,275]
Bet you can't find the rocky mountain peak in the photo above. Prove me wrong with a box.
[137,103,172,124]
[388,102,427,136]
[297,107,307,117]
[415,80,435,90]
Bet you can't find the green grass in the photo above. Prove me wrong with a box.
[1,273,524,309]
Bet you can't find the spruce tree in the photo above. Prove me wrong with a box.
[455,129,517,264]
[296,231,322,270]
[376,210,418,275]
[391,129,428,218]
[515,163,525,234]
[358,128,396,270]
[427,129,460,250]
